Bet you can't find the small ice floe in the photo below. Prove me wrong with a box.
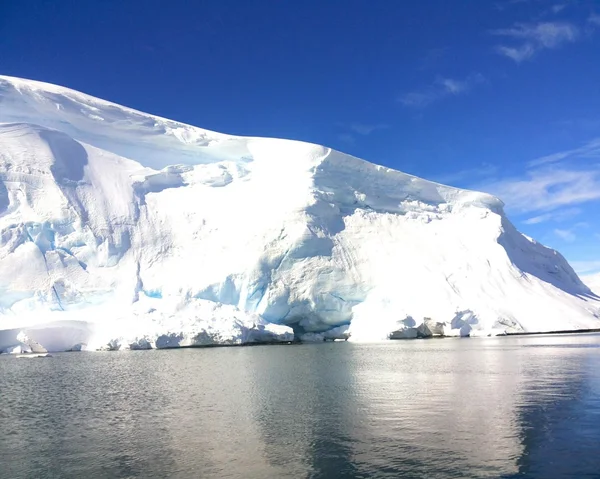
[16,353,52,359]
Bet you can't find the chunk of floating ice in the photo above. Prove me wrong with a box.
[16,353,52,358]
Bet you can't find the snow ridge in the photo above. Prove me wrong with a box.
[0,75,598,352]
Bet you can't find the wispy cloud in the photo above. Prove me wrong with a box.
[337,133,355,144]
[347,123,389,135]
[483,167,600,213]
[433,164,499,186]
[522,207,581,225]
[492,22,579,62]
[479,135,600,215]
[399,73,484,108]
[550,4,567,14]
[554,228,577,242]
[529,138,600,167]
[494,0,533,12]
[495,44,537,62]
[570,260,600,274]
[553,222,588,243]
[589,14,600,27]
[523,213,552,224]
[335,122,389,145]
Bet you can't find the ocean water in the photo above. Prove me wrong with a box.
[1,334,599,478]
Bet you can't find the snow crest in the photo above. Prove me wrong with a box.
[0,75,599,351]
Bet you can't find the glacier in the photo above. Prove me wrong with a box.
[0,75,599,352]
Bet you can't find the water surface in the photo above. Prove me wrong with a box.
[1,334,599,478]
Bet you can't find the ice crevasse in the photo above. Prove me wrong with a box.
[0,75,599,352]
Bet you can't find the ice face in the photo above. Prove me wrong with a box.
[0,75,599,351]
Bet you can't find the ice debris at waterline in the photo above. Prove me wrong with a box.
[0,75,599,352]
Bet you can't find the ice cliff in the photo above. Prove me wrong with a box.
[1,75,599,352]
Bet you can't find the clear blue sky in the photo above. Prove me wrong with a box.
[1,0,599,273]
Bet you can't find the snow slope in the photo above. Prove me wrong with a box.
[0,75,599,351]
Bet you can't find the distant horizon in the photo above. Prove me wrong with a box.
[1,0,599,273]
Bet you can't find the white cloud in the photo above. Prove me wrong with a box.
[581,271,600,291]
[522,207,581,224]
[496,44,537,62]
[554,228,576,242]
[523,213,553,224]
[399,91,438,108]
[494,0,532,11]
[337,133,355,144]
[529,138,600,167]
[348,123,389,135]
[433,164,499,186]
[551,4,566,14]
[589,14,600,27]
[492,22,579,62]
[399,73,484,108]
[335,122,389,146]
[493,22,579,47]
[481,137,600,214]
[438,78,471,94]
[552,222,588,243]
[570,260,600,274]
[483,168,600,213]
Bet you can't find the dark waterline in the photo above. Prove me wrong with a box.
[1,334,599,478]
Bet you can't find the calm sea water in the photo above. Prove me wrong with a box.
[1,334,599,479]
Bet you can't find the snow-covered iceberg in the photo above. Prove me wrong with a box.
[0,75,599,351]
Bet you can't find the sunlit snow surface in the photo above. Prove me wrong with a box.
[0,75,599,352]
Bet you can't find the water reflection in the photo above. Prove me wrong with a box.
[341,340,525,478]
[149,347,295,477]
[245,336,600,478]
[0,351,178,478]
[0,334,599,478]
[247,343,361,477]
[509,335,600,478]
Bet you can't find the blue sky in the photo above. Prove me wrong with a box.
[1,0,599,274]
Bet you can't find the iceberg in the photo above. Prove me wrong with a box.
[0,75,599,351]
